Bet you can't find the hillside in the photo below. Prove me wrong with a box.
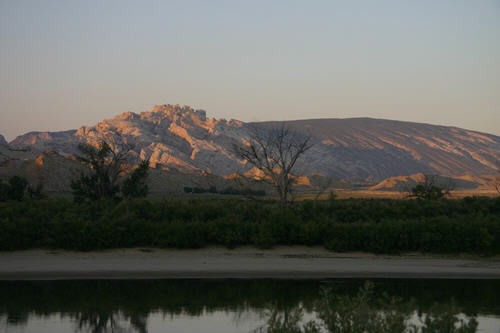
[370,173,498,192]
[259,118,499,181]
[7,104,500,182]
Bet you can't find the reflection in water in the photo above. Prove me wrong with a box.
[73,311,147,333]
[254,282,478,333]
[0,279,499,333]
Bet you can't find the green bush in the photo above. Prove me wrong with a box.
[0,196,499,253]
[0,176,41,202]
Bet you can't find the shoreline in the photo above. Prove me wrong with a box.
[1,246,500,280]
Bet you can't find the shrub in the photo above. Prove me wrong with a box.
[0,197,499,254]
[122,160,150,199]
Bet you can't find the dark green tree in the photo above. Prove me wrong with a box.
[71,140,150,202]
[0,179,10,201]
[122,160,150,199]
[27,183,45,200]
[7,176,28,201]
[71,141,130,202]
[71,172,101,202]
[0,176,44,201]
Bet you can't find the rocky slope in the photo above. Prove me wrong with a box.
[259,118,499,181]
[8,104,500,182]
[0,145,84,192]
[0,135,7,146]
[369,173,498,192]
[0,144,246,194]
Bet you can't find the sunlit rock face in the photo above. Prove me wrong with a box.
[9,105,500,181]
[10,104,248,175]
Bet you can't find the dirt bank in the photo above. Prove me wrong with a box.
[1,246,500,280]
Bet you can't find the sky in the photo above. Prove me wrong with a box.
[0,0,499,141]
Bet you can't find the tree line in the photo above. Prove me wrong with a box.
[1,196,499,253]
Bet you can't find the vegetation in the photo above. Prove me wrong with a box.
[183,185,266,196]
[71,141,149,202]
[0,196,499,253]
[257,282,478,333]
[0,176,44,202]
[233,124,312,207]
[409,174,453,200]
[121,160,150,199]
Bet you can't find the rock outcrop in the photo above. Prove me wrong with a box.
[9,104,500,182]
[0,134,7,146]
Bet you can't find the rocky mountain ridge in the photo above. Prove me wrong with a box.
[7,104,500,182]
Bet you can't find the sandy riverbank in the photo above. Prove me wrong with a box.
[1,246,499,280]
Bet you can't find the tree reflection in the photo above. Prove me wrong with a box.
[0,279,491,333]
[251,303,321,333]
[74,311,148,333]
[416,302,478,333]
[258,281,478,333]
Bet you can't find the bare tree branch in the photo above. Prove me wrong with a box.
[233,123,313,207]
[495,160,500,195]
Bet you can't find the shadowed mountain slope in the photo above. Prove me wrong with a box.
[258,118,499,180]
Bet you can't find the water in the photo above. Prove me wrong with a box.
[0,279,499,332]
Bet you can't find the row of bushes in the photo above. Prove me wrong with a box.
[4,194,496,224]
[183,186,266,196]
[3,194,499,224]
[0,197,499,253]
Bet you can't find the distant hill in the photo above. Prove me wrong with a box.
[7,104,500,182]
[0,134,7,146]
[370,173,497,192]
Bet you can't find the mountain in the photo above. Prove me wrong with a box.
[9,130,76,152]
[10,105,245,175]
[0,135,7,146]
[258,118,499,181]
[8,104,500,182]
[0,145,85,192]
[0,144,242,194]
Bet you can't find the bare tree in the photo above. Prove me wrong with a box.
[233,123,313,207]
[495,160,500,195]
[309,174,336,201]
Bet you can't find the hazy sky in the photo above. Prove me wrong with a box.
[0,0,499,140]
